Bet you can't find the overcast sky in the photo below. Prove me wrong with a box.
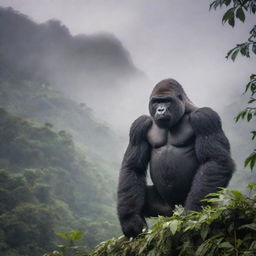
[0,0,255,131]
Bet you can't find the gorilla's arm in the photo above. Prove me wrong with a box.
[185,107,235,211]
[117,115,152,238]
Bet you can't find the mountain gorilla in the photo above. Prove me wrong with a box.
[117,78,235,238]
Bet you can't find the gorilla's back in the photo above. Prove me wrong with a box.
[147,114,199,205]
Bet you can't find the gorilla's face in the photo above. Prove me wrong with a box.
[148,79,188,129]
[149,94,185,128]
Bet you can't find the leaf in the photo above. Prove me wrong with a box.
[245,152,256,170]
[200,225,209,240]
[195,242,209,256]
[239,223,256,231]
[231,48,239,61]
[242,110,247,119]
[56,232,70,241]
[250,74,256,81]
[252,43,256,55]
[244,81,251,93]
[169,219,179,235]
[249,241,256,250]
[229,189,243,199]
[235,110,247,122]
[71,230,84,241]
[218,242,234,248]
[248,98,256,104]
[236,7,245,22]
[240,44,250,57]
[56,230,84,243]
[209,0,221,10]
[244,155,251,168]
[209,1,216,10]
[224,0,231,6]
[247,112,253,122]
[228,16,235,27]
[222,8,235,25]
[250,154,256,170]
[252,5,256,14]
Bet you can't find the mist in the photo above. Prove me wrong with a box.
[0,0,255,134]
[0,1,255,255]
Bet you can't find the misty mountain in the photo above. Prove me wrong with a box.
[0,7,133,161]
[0,7,149,128]
[0,7,141,89]
[0,8,127,255]
[0,70,122,163]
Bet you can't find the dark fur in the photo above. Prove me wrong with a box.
[117,79,235,238]
[185,108,235,211]
[117,115,152,237]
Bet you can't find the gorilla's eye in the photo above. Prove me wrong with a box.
[151,97,172,104]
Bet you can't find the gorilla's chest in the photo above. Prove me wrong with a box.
[147,115,199,203]
[147,115,194,148]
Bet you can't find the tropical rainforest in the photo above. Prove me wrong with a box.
[0,7,131,256]
[0,2,255,256]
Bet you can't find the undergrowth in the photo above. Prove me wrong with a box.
[91,184,256,256]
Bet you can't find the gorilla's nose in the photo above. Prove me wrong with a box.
[156,105,166,115]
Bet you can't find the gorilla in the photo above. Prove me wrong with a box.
[117,78,235,238]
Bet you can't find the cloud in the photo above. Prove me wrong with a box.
[0,0,255,132]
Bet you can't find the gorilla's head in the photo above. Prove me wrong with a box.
[149,79,196,128]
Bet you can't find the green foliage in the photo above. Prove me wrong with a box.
[56,230,84,245]
[44,230,88,256]
[210,0,256,26]
[91,186,256,256]
[210,0,256,170]
[0,69,121,162]
[0,110,120,256]
[226,26,256,60]
[235,74,256,170]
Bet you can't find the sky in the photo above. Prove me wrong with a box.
[0,0,255,132]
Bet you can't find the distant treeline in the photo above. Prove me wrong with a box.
[0,108,119,256]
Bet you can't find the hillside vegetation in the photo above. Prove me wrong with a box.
[91,187,256,256]
[0,7,143,256]
[0,68,121,161]
[0,6,255,256]
[0,109,119,256]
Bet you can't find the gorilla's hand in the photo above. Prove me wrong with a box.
[121,214,147,238]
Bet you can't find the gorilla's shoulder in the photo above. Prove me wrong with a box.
[129,115,153,145]
[189,107,222,135]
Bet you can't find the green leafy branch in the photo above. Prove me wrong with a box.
[91,185,256,256]
[210,0,256,27]
[227,26,256,61]
[44,230,88,256]
[235,74,256,170]
[210,0,256,170]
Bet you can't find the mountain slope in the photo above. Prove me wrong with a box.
[0,70,121,161]
[0,7,149,129]
[0,7,142,94]
[0,109,120,256]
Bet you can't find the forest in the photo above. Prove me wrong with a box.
[0,1,255,256]
[0,8,125,255]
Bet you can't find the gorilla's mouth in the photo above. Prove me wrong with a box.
[154,113,170,121]
[155,116,171,128]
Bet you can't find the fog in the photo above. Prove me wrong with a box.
[0,3,255,254]
[0,0,255,134]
